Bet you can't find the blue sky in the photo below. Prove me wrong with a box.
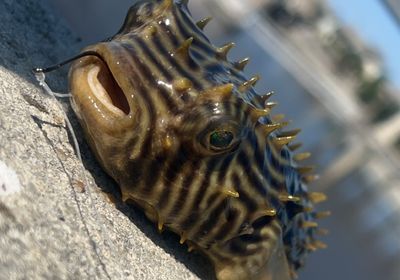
[327,0,400,89]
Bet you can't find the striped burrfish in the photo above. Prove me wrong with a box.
[67,0,328,279]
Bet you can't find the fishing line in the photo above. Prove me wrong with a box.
[33,50,102,74]
[32,51,103,98]
[34,52,114,279]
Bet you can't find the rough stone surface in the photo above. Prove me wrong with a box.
[0,1,213,279]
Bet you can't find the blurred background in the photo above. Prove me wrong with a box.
[44,0,400,279]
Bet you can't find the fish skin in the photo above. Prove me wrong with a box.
[68,0,326,279]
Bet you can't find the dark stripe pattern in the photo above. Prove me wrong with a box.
[71,1,320,279]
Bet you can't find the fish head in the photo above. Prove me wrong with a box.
[68,0,262,189]
[69,42,259,186]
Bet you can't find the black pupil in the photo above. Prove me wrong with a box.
[209,131,234,149]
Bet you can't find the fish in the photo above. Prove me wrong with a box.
[67,0,328,279]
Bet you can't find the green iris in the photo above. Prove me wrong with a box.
[209,130,234,149]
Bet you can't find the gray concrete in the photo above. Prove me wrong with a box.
[0,1,213,279]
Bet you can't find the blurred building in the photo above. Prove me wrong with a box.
[382,0,400,26]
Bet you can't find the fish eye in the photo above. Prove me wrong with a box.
[192,114,243,155]
[198,119,241,154]
[209,130,234,150]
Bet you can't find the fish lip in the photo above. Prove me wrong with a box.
[72,49,132,117]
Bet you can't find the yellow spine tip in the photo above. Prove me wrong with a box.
[216,42,235,60]
[313,240,328,249]
[239,75,260,92]
[290,269,299,279]
[296,166,315,174]
[315,210,331,219]
[196,16,212,30]
[179,233,187,244]
[303,174,320,183]
[264,208,277,216]
[265,101,278,110]
[263,121,290,136]
[305,243,318,251]
[158,220,164,232]
[235,57,250,71]
[309,192,327,204]
[303,206,314,213]
[316,228,329,236]
[221,188,240,198]
[294,152,311,161]
[121,193,130,203]
[173,77,193,92]
[279,128,301,138]
[160,0,173,9]
[272,114,286,122]
[288,142,303,151]
[201,83,234,101]
[250,108,270,122]
[278,194,301,203]
[272,135,298,149]
[144,25,157,37]
[302,221,318,228]
[174,37,194,58]
[213,83,234,95]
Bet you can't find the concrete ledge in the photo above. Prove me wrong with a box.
[0,1,213,279]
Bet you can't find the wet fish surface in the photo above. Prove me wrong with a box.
[67,0,328,279]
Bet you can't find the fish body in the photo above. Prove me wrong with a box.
[68,0,326,279]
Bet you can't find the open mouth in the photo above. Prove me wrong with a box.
[86,57,130,116]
